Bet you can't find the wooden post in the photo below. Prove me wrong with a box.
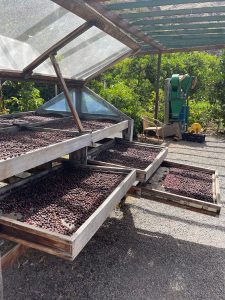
[50,54,84,132]
[154,53,162,120]
[1,244,27,271]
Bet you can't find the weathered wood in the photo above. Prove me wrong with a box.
[88,138,168,182]
[141,160,221,216]
[141,188,221,216]
[23,22,93,76]
[0,166,135,260]
[71,169,136,259]
[154,53,162,120]
[50,54,84,132]
[69,147,87,165]
[92,120,129,142]
[1,244,27,271]
[0,132,91,181]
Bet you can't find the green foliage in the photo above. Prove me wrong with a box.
[3,82,44,113]
[89,51,223,133]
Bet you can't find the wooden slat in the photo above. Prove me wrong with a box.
[120,6,225,19]
[50,54,84,132]
[104,0,222,10]
[23,22,93,76]
[1,244,27,271]
[0,133,91,181]
[71,169,136,259]
[92,120,129,143]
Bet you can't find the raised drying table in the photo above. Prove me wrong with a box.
[139,160,221,216]
[87,138,168,182]
[32,117,129,144]
[0,165,136,260]
[0,126,91,181]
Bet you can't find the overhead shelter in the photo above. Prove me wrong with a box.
[0,0,140,85]
[85,0,225,54]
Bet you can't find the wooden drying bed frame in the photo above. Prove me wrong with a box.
[0,126,91,181]
[0,164,136,266]
[131,160,221,216]
[87,138,168,182]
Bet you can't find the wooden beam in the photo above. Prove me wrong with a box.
[103,0,223,10]
[85,1,164,52]
[50,54,84,132]
[51,0,140,51]
[0,70,84,86]
[154,53,162,120]
[1,244,27,271]
[23,22,93,76]
[138,43,225,54]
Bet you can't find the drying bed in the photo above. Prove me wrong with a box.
[38,118,117,131]
[36,118,129,143]
[88,138,168,182]
[0,112,62,128]
[0,128,91,181]
[141,160,221,216]
[0,165,136,260]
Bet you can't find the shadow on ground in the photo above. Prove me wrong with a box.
[2,203,225,300]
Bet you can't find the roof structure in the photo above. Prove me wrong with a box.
[86,1,225,54]
[0,0,140,84]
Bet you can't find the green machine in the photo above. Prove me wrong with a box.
[164,74,197,131]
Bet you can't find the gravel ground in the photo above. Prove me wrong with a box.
[1,135,225,300]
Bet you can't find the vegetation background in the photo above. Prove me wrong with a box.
[1,51,225,133]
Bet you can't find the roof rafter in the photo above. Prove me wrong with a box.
[23,21,93,77]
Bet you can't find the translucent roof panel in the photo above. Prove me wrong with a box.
[81,91,117,116]
[90,1,225,53]
[0,0,85,71]
[34,26,130,80]
[40,89,76,113]
[38,88,120,117]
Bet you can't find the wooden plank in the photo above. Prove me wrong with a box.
[87,139,116,157]
[162,160,215,173]
[88,138,168,182]
[50,54,84,132]
[144,147,168,182]
[71,169,136,259]
[0,133,91,181]
[139,44,225,54]
[141,188,221,216]
[0,166,135,260]
[1,244,27,271]
[23,22,93,76]
[92,120,129,142]
[0,70,84,86]
[51,0,140,51]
